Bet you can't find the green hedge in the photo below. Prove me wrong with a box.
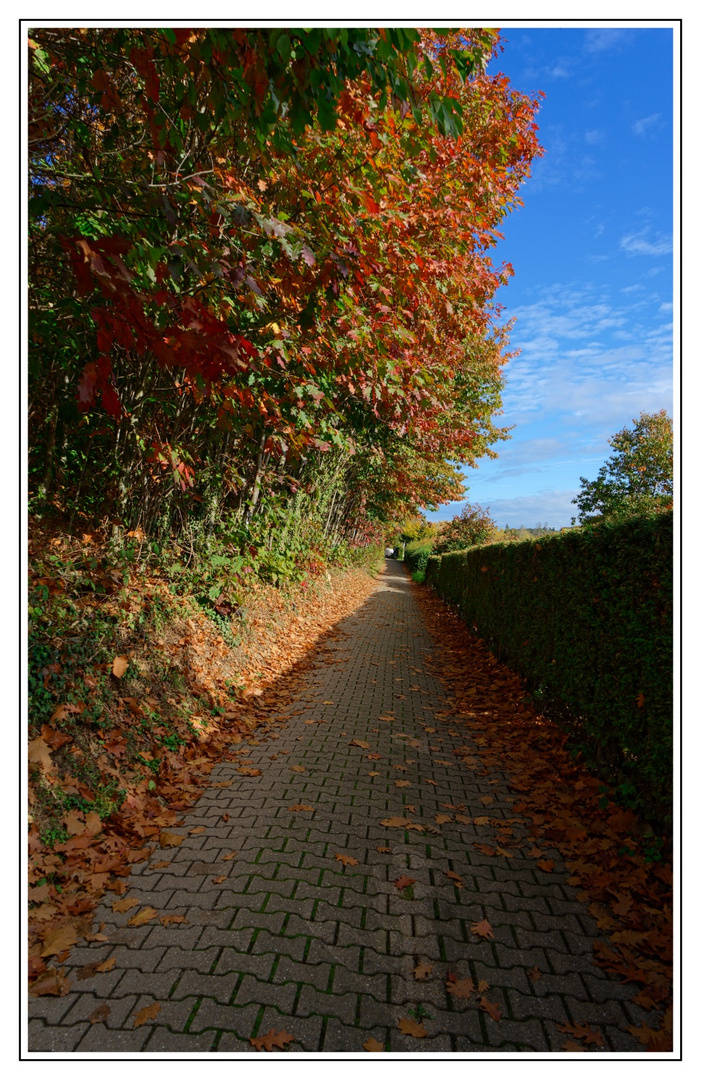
[425,511,673,828]
[404,542,435,575]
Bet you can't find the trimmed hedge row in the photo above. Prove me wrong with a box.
[425,510,673,828]
[403,542,434,575]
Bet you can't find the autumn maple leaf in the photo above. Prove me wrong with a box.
[250,1029,295,1052]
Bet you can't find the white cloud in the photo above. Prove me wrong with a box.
[584,129,604,146]
[477,490,580,530]
[583,29,630,54]
[633,113,662,137]
[620,230,673,257]
[499,282,673,428]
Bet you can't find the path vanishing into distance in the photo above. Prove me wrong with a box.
[29,561,651,1055]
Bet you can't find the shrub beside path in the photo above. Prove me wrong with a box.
[28,560,661,1054]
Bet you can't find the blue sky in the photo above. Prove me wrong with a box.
[427,25,675,529]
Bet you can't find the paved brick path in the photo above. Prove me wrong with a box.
[29,561,648,1054]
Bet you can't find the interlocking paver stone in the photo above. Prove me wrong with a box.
[27,561,655,1054]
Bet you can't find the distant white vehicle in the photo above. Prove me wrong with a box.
[385,547,394,558]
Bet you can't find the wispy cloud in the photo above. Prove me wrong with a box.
[584,129,604,146]
[620,229,673,256]
[583,29,630,54]
[471,490,580,529]
[633,113,662,137]
[499,282,673,430]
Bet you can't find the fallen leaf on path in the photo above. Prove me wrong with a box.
[479,795,494,806]
[473,816,490,826]
[29,968,71,996]
[152,861,170,869]
[424,779,437,786]
[89,1004,110,1024]
[250,1029,295,1052]
[221,812,230,823]
[446,977,474,999]
[96,956,116,972]
[395,779,411,788]
[367,753,381,760]
[444,871,463,887]
[222,851,238,861]
[556,1022,604,1047]
[435,814,453,825]
[350,740,370,749]
[454,813,472,825]
[397,1017,428,1038]
[474,844,496,857]
[363,1037,385,1052]
[210,780,232,788]
[527,967,543,982]
[159,831,184,848]
[478,995,502,1022]
[133,1002,160,1027]
[237,767,262,777]
[562,1041,586,1052]
[393,875,416,891]
[127,906,158,927]
[470,919,494,940]
[290,765,305,772]
[381,817,411,828]
[160,915,188,926]
[212,875,226,884]
[288,804,315,812]
[368,771,380,776]
[40,924,80,957]
[376,846,392,853]
[537,859,555,873]
[190,826,205,835]
[478,979,490,992]
[335,854,359,866]
[413,963,433,979]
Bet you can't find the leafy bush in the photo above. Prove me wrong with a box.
[425,511,673,828]
[404,540,434,575]
[433,502,496,554]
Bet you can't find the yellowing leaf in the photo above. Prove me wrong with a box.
[413,963,433,980]
[159,831,184,847]
[335,853,359,866]
[40,924,80,957]
[397,1017,428,1038]
[127,906,158,927]
[250,1029,296,1052]
[111,655,129,678]
[470,918,494,939]
[363,1037,385,1051]
[133,1002,160,1027]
